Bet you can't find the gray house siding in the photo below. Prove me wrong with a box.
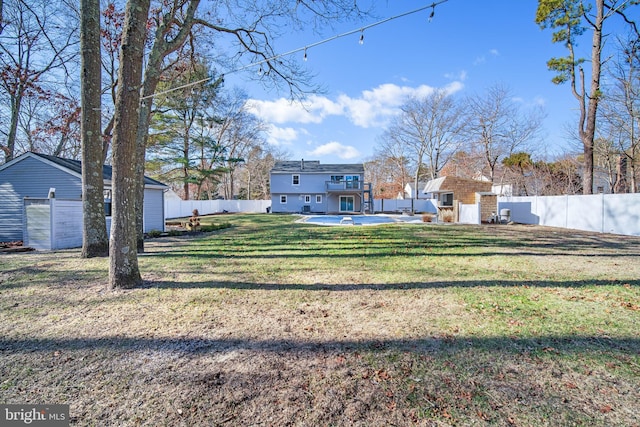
[270,161,366,214]
[0,156,83,242]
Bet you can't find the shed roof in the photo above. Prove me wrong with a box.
[422,177,447,193]
[422,176,492,194]
[1,152,167,188]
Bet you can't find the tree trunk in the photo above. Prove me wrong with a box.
[108,0,150,289]
[80,0,108,258]
[614,155,628,193]
[4,87,23,162]
[582,0,604,194]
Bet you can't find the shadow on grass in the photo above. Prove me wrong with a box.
[139,278,640,290]
[141,222,640,261]
[1,335,638,356]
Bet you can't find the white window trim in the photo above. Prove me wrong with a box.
[280,195,287,204]
[292,174,300,185]
[304,195,311,203]
[315,195,322,203]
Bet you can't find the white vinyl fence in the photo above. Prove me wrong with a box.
[24,198,83,250]
[165,199,272,219]
[498,193,640,236]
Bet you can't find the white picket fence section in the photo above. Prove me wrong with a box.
[165,199,272,219]
[498,193,640,236]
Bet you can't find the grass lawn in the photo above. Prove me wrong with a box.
[1,214,639,426]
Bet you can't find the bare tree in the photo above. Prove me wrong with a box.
[373,132,412,198]
[0,0,78,163]
[600,35,640,192]
[536,0,638,194]
[214,89,266,200]
[364,154,410,199]
[464,84,544,182]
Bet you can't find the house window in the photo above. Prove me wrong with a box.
[280,195,287,204]
[304,195,311,203]
[316,195,322,203]
[441,192,453,207]
[104,190,112,217]
[292,174,300,185]
[330,175,344,182]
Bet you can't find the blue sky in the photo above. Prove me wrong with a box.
[231,1,628,164]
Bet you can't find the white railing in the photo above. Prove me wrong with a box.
[325,181,364,191]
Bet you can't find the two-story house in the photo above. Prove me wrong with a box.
[270,160,372,214]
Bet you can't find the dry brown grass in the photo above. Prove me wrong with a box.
[1,216,639,426]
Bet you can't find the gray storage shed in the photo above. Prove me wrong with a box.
[0,152,167,243]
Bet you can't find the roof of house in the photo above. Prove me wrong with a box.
[1,152,167,188]
[271,160,364,174]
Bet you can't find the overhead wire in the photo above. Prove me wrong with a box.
[142,0,449,100]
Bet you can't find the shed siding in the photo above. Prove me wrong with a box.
[0,157,83,242]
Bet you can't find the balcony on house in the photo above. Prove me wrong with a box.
[325,179,366,192]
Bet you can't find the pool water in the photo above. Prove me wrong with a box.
[300,215,400,226]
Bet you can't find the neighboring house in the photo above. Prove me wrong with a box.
[270,160,372,214]
[0,151,167,243]
[403,182,429,199]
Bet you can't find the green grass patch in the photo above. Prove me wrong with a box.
[1,214,639,425]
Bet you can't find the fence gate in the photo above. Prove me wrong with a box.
[24,198,83,250]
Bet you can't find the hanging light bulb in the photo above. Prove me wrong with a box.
[429,6,435,22]
[303,47,308,61]
[359,30,364,45]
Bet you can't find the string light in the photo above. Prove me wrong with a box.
[142,1,449,100]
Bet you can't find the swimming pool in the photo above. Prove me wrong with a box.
[299,215,419,226]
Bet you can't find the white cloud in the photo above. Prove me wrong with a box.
[533,96,546,107]
[308,141,361,159]
[339,83,438,128]
[445,70,467,81]
[246,96,342,124]
[490,49,499,56]
[248,83,458,129]
[264,124,298,146]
